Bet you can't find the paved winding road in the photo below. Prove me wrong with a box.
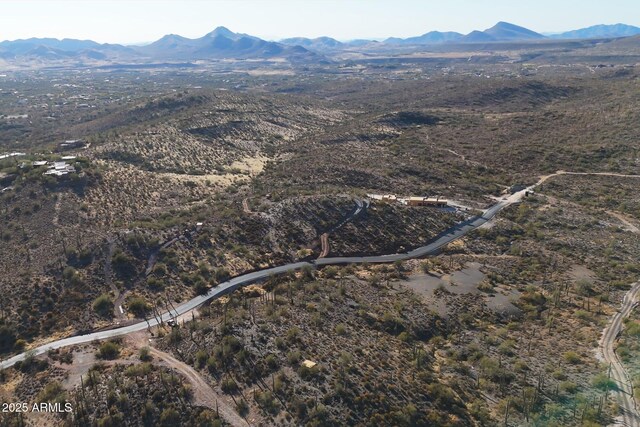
[0,183,535,370]
[600,282,640,427]
[0,262,313,370]
[317,196,511,266]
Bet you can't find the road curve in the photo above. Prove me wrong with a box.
[329,198,368,233]
[317,198,509,266]
[318,199,368,259]
[0,188,528,370]
[600,282,640,427]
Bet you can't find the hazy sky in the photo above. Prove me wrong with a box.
[1,0,639,44]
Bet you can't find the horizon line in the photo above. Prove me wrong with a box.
[1,21,637,46]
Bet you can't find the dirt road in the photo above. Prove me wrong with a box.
[608,211,640,234]
[124,332,249,426]
[148,347,249,427]
[599,282,640,427]
[318,233,329,258]
[535,170,640,188]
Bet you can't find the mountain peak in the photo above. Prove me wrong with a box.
[205,26,236,38]
[135,26,318,62]
[158,34,187,41]
[483,21,545,40]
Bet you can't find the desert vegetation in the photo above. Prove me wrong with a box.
[1,35,640,426]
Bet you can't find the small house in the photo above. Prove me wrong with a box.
[405,196,448,207]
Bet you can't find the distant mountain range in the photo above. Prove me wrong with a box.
[139,27,315,60]
[379,22,640,46]
[382,22,545,45]
[0,37,137,61]
[385,31,464,45]
[280,36,344,50]
[0,26,317,63]
[550,24,640,40]
[0,22,639,64]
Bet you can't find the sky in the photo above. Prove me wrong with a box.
[0,0,639,44]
